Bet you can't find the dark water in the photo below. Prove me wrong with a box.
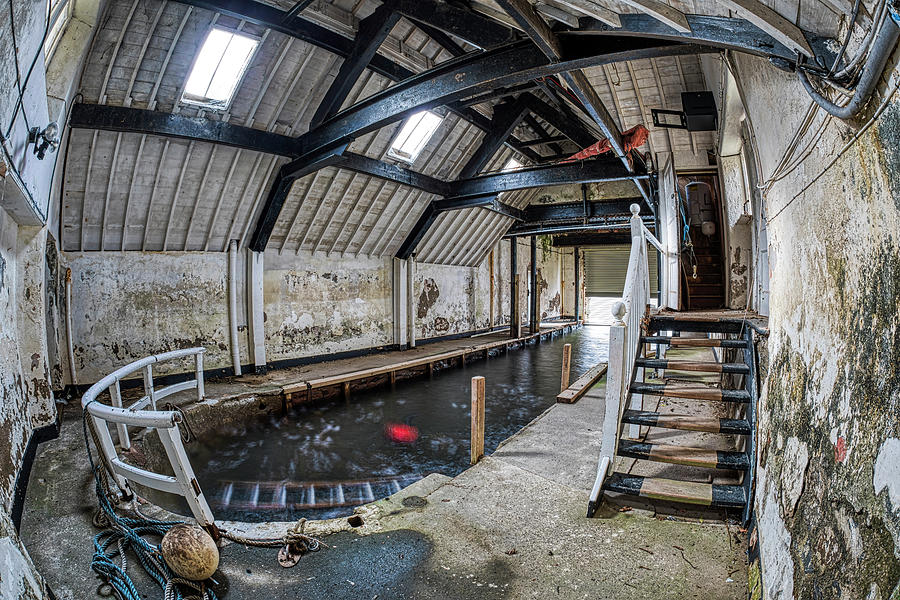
[183,326,608,522]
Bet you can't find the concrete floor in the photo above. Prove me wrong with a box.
[21,339,747,599]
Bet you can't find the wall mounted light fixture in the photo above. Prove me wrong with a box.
[27,122,60,160]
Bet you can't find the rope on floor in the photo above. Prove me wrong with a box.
[82,404,327,599]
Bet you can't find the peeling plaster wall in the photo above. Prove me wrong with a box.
[719,154,752,309]
[735,52,900,598]
[64,252,238,382]
[415,260,486,339]
[263,251,393,361]
[537,243,566,320]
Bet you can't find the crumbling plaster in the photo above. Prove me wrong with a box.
[734,51,900,598]
[263,250,393,361]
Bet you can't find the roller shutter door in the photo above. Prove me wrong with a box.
[584,245,659,297]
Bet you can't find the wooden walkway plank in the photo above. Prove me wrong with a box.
[556,362,608,404]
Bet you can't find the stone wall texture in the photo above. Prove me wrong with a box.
[735,52,900,599]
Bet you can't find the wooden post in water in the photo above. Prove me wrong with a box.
[560,343,572,393]
[470,376,485,465]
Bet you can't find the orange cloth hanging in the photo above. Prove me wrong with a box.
[561,124,650,163]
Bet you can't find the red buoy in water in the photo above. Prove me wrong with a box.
[385,422,419,444]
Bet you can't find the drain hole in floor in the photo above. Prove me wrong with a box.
[347,515,364,527]
[401,496,427,508]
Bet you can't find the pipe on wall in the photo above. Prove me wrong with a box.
[228,240,242,377]
[407,255,416,348]
[798,15,900,119]
[65,268,77,386]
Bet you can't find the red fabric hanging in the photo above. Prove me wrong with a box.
[561,124,650,163]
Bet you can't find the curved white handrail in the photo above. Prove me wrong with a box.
[82,347,214,526]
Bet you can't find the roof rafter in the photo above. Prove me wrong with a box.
[310,4,402,126]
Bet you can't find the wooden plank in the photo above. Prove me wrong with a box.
[557,362,608,403]
[281,321,575,395]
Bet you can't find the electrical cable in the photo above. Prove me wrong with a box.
[4,0,54,140]
[768,72,900,223]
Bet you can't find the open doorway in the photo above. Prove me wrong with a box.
[677,171,726,310]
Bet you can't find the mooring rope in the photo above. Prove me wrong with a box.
[82,405,217,600]
[82,402,326,599]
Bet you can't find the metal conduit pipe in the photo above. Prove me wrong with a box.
[798,15,900,119]
[65,268,78,386]
[228,240,242,377]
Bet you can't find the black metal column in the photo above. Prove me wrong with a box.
[530,235,538,333]
[574,246,581,322]
[510,237,518,338]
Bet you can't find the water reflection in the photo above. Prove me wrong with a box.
[187,326,609,521]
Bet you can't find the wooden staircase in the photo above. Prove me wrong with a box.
[598,315,758,520]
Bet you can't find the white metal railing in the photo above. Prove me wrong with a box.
[588,204,658,515]
[82,347,214,526]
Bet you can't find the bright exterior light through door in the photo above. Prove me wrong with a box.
[388,111,444,163]
[183,28,259,109]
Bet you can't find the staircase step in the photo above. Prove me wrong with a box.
[629,382,750,402]
[622,409,751,434]
[642,336,748,349]
[603,472,746,508]
[649,316,746,334]
[636,358,749,374]
[617,440,750,470]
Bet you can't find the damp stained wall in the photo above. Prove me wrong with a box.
[263,250,393,361]
[733,51,900,598]
[64,251,237,382]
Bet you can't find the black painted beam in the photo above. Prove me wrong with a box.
[522,198,642,222]
[520,93,596,149]
[529,235,537,330]
[551,232,634,246]
[395,204,438,259]
[459,98,531,179]
[451,158,644,201]
[522,115,562,155]
[563,14,831,63]
[397,95,530,258]
[311,5,402,126]
[248,144,349,251]
[383,0,518,50]
[433,196,526,220]
[329,152,449,194]
[68,103,299,156]
[493,0,626,161]
[294,39,710,161]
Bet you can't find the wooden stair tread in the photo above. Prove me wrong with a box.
[630,382,750,402]
[618,439,750,470]
[641,336,748,348]
[622,409,751,434]
[636,358,749,374]
[603,472,746,507]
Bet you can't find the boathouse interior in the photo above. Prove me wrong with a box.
[1,0,899,598]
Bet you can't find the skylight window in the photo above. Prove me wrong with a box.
[388,111,443,163]
[503,157,523,171]
[183,28,259,109]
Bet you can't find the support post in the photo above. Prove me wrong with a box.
[560,343,572,393]
[489,249,495,329]
[248,249,267,373]
[510,238,519,338]
[407,255,416,348]
[392,258,409,346]
[574,246,581,322]
[227,240,242,377]
[530,235,538,334]
[470,376,485,464]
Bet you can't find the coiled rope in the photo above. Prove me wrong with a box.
[82,401,325,599]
